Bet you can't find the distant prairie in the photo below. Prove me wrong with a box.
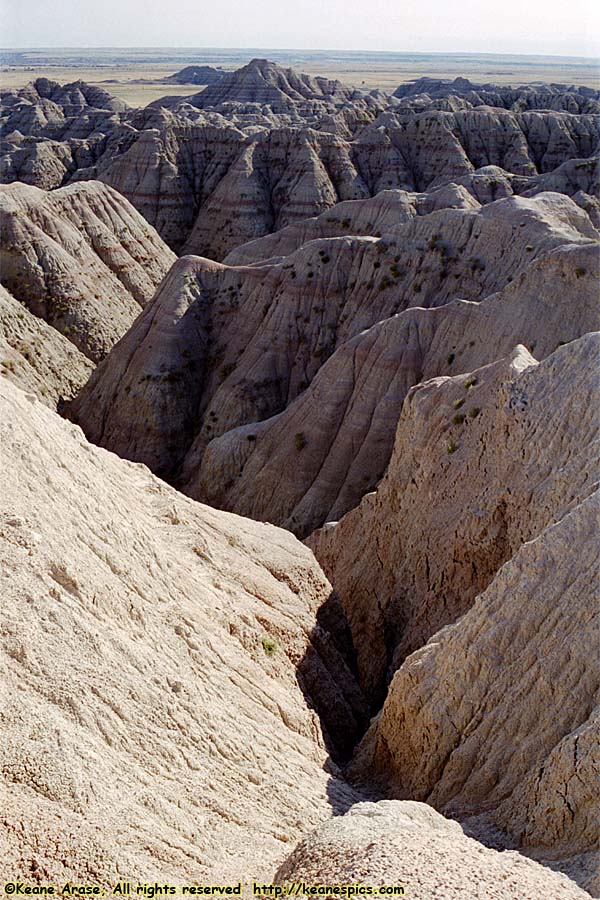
[1,46,598,106]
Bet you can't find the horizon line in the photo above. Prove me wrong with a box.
[2,46,600,62]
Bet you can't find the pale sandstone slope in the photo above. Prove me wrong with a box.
[348,490,599,895]
[309,336,600,701]
[1,373,596,895]
[0,284,93,406]
[0,377,364,883]
[0,180,175,360]
[194,242,599,537]
[524,155,599,205]
[275,801,591,899]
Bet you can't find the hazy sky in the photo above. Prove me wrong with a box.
[2,0,599,57]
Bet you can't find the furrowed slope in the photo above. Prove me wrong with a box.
[309,337,600,705]
[2,63,599,256]
[0,377,363,882]
[0,180,175,361]
[348,481,599,894]
[0,283,93,406]
[194,243,599,537]
[66,193,597,487]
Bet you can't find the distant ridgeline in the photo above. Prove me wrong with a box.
[1,58,598,256]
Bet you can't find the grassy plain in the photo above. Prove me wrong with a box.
[1,49,598,107]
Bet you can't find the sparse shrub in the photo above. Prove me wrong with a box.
[261,634,278,656]
[464,376,478,389]
[575,267,586,278]
[246,434,256,441]
[447,352,455,365]
[452,413,465,425]
[294,432,307,451]
[413,282,422,293]
[525,245,533,252]
[468,407,480,418]
[447,440,458,454]
[453,398,464,410]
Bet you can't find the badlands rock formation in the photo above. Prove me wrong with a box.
[310,337,600,700]
[304,337,600,895]
[347,477,599,894]
[0,284,93,405]
[221,160,600,260]
[275,801,592,899]
[179,58,364,113]
[2,61,599,255]
[0,376,363,882]
[394,76,600,114]
[0,76,127,140]
[109,104,600,259]
[164,65,224,85]
[222,182,480,265]
[1,58,599,897]
[0,180,175,360]
[2,369,594,896]
[67,191,599,514]
[195,242,599,538]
